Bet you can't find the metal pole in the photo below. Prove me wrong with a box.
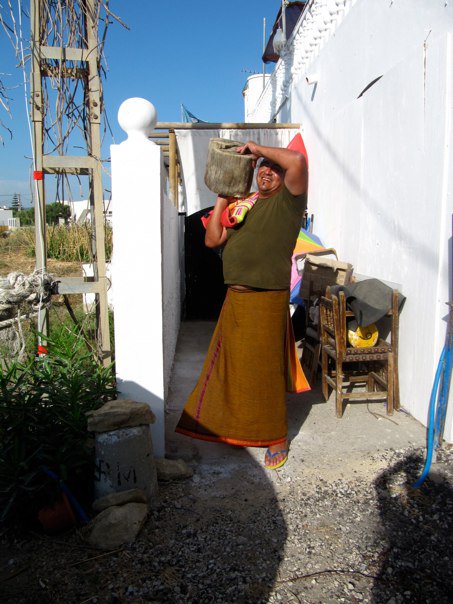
[262,17,266,91]
[282,0,287,40]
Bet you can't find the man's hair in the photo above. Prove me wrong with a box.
[258,158,284,173]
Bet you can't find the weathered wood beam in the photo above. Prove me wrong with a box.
[41,64,87,79]
[169,131,178,206]
[153,122,300,130]
[55,277,103,295]
[148,132,169,139]
[42,155,97,175]
[40,45,90,61]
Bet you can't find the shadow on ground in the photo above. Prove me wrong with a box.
[372,452,453,603]
[0,450,288,603]
[1,320,437,603]
[138,456,288,602]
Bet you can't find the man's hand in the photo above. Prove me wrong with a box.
[235,141,262,168]
[236,141,261,159]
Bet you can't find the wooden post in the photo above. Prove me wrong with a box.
[85,0,112,365]
[29,0,111,364]
[169,130,178,207]
[30,0,48,338]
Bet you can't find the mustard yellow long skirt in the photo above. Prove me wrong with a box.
[175,288,309,447]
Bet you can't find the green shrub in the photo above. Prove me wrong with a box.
[0,332,116,527]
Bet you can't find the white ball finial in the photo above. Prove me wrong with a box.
[118,98,157,143]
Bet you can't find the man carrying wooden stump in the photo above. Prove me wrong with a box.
[176,140,310,469]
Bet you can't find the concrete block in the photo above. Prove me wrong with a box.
[94,425,158,506]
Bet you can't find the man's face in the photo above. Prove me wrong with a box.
[256,160,284,197]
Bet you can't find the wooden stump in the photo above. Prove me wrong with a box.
[204,138,254,197]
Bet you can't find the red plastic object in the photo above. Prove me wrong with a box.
[287,133,309,167]
[37,493,76,533]
[33,170,43,180]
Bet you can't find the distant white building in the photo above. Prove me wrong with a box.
[0,208,19,228]
[0,208,13,226]
[63,199,113,225]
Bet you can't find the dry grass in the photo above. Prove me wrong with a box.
[0,226,114,361]
[0,239,107,363]
[0,225,112,277]
[0,236,80,278]
[0,229,91,342]
[0,225,112,265]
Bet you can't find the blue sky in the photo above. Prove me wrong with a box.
[0,1,281,207]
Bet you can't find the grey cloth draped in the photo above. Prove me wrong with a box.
[330,279,405,326]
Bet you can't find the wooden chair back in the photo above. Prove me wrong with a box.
[319,286,400,416]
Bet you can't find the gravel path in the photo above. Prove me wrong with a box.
[1,446,452,603]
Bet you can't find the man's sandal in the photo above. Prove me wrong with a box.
[264,445,288,470]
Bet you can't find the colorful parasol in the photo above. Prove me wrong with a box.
[290,227,326,304]
[293,227,324,257]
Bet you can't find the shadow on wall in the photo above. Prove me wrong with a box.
[292,80,441,269]
[372,453,453,603]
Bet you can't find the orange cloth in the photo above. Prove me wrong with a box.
[175,288,310,447]
[200,192,259,229]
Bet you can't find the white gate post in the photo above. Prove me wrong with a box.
[110,98,165,457]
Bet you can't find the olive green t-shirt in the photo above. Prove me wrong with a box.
[222,186,307,290]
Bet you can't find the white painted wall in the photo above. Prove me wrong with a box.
[243,74,271,122]
[111,98,181,457]
[63,199,112,225]
[161,181,182,394]
[0,208,13,226]
[250,0,453,441]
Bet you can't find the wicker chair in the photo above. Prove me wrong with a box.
[319,288,400,417]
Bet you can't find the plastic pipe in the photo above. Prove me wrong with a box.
[413,344,447,488]
[435,337,453,448]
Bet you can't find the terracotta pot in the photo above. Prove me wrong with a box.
[38,492,76,533]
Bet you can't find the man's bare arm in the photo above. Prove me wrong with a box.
[205,196,228,248]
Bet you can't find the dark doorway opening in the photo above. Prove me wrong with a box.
[184,208,227,320]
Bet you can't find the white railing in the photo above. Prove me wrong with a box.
[249,0,357,122]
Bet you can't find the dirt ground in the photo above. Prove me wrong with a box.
[1,439,452,603]
[0,252,81,279]
[1,268,452,603]
[0,247,91,347]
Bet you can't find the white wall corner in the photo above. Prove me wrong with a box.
[110,97,166,457]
